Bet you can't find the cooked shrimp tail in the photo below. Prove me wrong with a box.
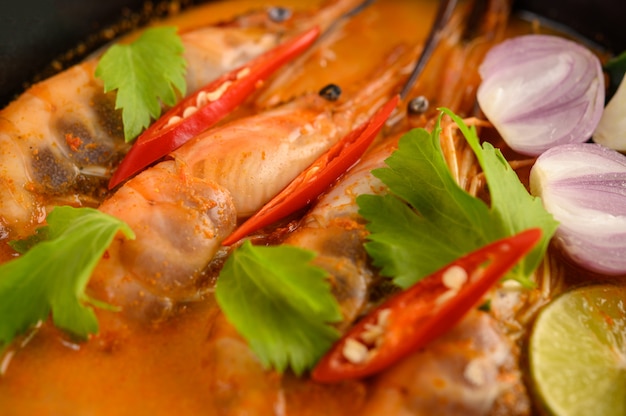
[89,161,237,322]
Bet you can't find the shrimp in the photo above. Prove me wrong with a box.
[277,1,536,412]
[181,0,372,95]
[199,305,369,416]
[360,310,530,416]
[0,1,573,415]
[87,45,415,322]
[282,0,513,328]
[282,133,532,415]
[171,63,404,219]
[0,0,368,242]
[87,160,237,321]
[199,125,532,415]
[283,134,400,327]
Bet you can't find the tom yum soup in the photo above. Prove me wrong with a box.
[0,0,624,415]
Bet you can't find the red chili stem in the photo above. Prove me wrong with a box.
[108,26,321,189]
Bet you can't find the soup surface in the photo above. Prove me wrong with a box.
[0,1,622,415]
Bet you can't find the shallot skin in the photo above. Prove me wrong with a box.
[477,35,604,156]
[530,143,626,276]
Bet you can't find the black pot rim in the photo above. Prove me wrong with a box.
[1,0,624,108]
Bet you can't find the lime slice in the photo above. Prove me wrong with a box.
[529,284,626,416]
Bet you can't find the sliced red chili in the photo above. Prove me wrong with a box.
[221,95,399,246]
[108,26,321,189]
[311,228,542,383]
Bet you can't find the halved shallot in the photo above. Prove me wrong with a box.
[530,143,626,275]
[477,35,604,156]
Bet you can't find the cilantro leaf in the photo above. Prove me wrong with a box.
[442,108,558,281]
[215,241,342,375]
[95,26,187,142]
[0,206,134,348]
[359,110,557,289]
[358,121,503,288]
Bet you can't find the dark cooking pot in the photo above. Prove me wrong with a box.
[0,0,199,108]
[1,0,625,108]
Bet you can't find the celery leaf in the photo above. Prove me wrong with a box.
[0,206,134,348]
[359,110,557,288]
[95,26,186,142]
[215,241,342,375]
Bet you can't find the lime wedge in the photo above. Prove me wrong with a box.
[529,284,626,416]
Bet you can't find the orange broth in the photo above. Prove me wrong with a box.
[0,1,438,414]
[2,1,609,414]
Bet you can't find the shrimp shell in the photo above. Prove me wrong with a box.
[0,0,367,242]
[360,310,531,416]
[85,24,414,322]
[89,161,237,321]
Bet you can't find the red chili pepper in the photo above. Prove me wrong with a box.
[108,26,321,189]
[221,95,399,246]
[311,228,542,383]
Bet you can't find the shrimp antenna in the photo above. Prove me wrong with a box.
[399,0,458,100]
[320,0,376,41]
[343,0,376,18]
[461,0,489,41]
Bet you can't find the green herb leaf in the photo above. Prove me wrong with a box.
[95,26,187,142]
[0,206,134,348]
[604,50,626,97]
[359,110,557,289]
[442,108,558,281]
[215,241,342,375]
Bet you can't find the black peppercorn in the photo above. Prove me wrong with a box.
[407,96,429,114]
[319,84,342,101]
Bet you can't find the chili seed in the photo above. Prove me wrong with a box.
[183,105,198,118]
[442,265,468,290]
[342,338,369,364]
[319,84,342,101]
